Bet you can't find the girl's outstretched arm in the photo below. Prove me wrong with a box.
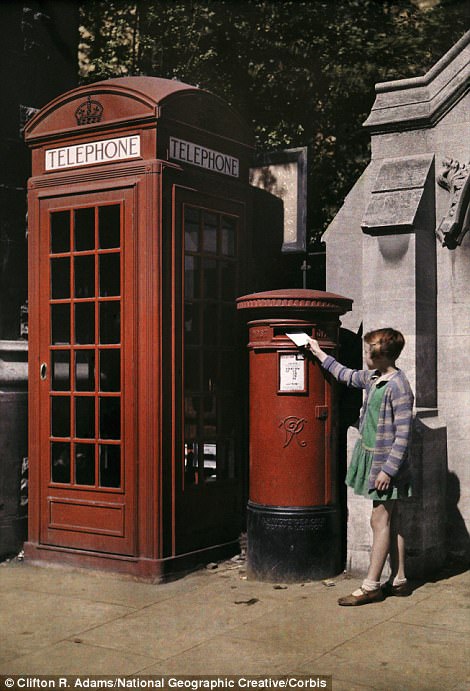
[305,337,372,390]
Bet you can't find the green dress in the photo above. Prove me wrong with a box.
[346,382,412,501]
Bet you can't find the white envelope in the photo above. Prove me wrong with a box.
[285,332,310,347]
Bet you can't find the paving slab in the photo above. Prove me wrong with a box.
[293,620,470,691]
[0,640,158,676]
[0,561,209,609]
[394,581,470,634]
[140,633,308,675]
[225,581,432,661]
[74,577,282,660]
[0,587,133,664]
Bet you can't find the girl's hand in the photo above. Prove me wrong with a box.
[305,337,328,363]
[375,470,391,492]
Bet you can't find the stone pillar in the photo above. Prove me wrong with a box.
[0,340,28,557]
[348,151,448,579]
[322,32,470,575]
[361,153,436,407]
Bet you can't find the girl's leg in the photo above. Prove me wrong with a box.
[389,502,406,582]
[343,500,395,601]
[366,500,396,582]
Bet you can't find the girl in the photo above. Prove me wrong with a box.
[306,328,414,606]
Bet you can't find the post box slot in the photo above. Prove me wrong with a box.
[273,327,312,339]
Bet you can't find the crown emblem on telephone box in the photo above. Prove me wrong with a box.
[75,95,104,125]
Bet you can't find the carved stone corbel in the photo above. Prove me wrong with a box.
[436,158,470,249]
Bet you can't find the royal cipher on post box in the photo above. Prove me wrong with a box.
[24,77,256,579]
[237,289,352,582]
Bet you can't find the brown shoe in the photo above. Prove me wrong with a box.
[338,586,385,606]
[382,580,412,597]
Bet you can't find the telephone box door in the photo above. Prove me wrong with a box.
[35,187,136,556]
[172,188,246,554]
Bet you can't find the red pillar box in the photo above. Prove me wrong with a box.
[236,289,352,581]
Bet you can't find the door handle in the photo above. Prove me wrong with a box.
[40,362,47,380]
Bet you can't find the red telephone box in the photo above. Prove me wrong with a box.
[24,77,255,579]
[237,289,352,581]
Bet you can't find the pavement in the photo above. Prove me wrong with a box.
[0,554,469,691]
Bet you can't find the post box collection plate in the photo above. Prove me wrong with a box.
[278,352,307,393]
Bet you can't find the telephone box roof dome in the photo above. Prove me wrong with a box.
[25,75,253,146]
[92,75,200,100]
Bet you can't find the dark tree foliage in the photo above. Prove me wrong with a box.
[79,0,469,242]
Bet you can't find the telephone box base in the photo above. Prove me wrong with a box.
[246,501,342,582]
[23,539,240,582]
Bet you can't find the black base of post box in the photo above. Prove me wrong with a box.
[246,500,342,582]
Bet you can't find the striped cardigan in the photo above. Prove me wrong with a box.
[322,355,414,489]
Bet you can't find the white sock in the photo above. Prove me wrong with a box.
[392,576,407,586]
[352,578,381,596]
[362,578,381,591]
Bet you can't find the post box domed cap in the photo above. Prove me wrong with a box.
[236,288,353,314]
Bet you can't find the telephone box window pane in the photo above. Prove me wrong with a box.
[51,442,70,483]
[99,253,120,297]
[220,305,235,346]
[51,396,70,437]
[219,439,236,480]
[74,255,95,298]
[204,442,217,482]
[203,303,218,344]
[184,207,199,252]
[51,304,70,345]
[221,217,236,256]
[220,261,236,301]
[99,205,121,249]
[203,395,216,436]
[184,396,199,423]
[75,350,95,391]
[52,351,70,391]
[99,397,121,440]
[203,212,217,253]
[184,349,200,391]
[100,350,120,392]
[99,445,121,488]
[51,211,70,254]
[75,443,95,485]
[74,208,95,251]
[219,352,235,391]
[203,258,217,298]
[75,397,95,439]
[219,397,236,435]
[184,302,200,345]
[203,350,217,392]
[184,420,197,443]
[100,302,120,344]
[184,256,200,299]
[184,441,198,485]
[51,258,70,299]
[75,302,95,344]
